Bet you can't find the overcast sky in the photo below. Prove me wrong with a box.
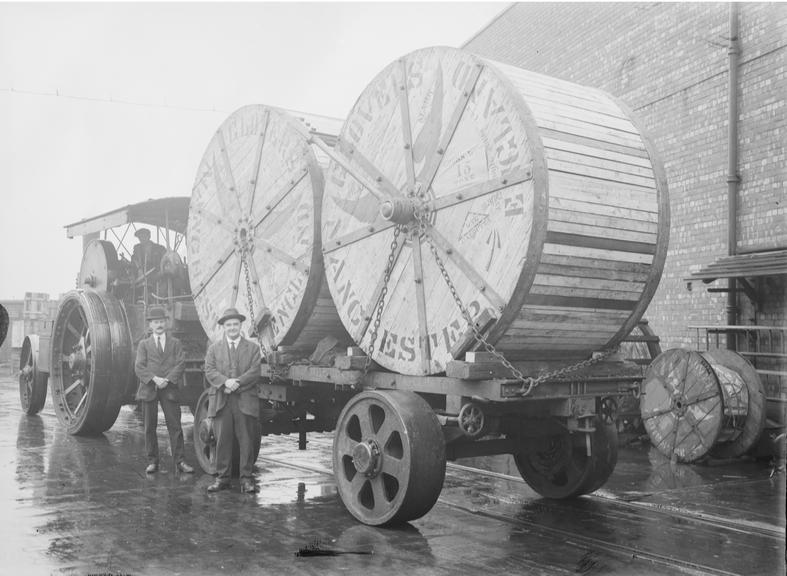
[0,2,505,300]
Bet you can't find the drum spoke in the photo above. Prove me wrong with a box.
[215,129,243,215]
[411,236,431,372]
[251,171,308,230]
[192,207,234,234]
[243,252,268,314]
[641,406,672,420]
[336,139,402,200]
[430,170,533,212]
[425,227,506,310]
[356,239,407,342]
[417,63,483,192]
[192,245,237,299]
[255,239,310,274]
[247,109,270,214]
[230,257,244,308]
[322,219,396,254]
[308,135,389,203]
[397,59,416,190]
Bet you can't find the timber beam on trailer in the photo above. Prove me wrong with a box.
[259,359,643,402]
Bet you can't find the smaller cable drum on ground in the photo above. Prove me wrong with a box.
[641,348,766,463]
[187,105,350,351]
[321,46,669,375]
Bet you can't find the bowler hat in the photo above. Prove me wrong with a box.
[146,306,167,321]
[218,307,246,325]
[134,228,151,239]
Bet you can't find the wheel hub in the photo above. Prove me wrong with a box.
[68,346,86,373]
[352,440,382,477]
[672,394,687,416]
[234,216,255,252]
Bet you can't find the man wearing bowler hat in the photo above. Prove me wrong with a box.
[135,306,194,474]
[204,307,261,493]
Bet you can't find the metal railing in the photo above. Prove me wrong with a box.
[690,325,787,406]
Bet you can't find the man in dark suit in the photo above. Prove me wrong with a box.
[132,228,166,298]
[134,306,194,474]
[204,307,261,493]
[132,228,166,274]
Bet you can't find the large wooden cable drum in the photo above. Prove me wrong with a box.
[322,46,669,375]
[188,105,349,349]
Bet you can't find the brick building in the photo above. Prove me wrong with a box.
[0,293,59,374]
[464,3,785,402]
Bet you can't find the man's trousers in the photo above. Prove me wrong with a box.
[143,393,185,465]
[213,393,259,480]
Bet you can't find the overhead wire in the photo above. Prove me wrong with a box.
[0,86,229,114]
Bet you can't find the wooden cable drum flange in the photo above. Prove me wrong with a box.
[641,348,766,463]
[321,46,669,375]
[188,105,350,350]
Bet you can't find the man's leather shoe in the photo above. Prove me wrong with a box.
[240,479,257,494]
[145,463,158,474]
[207,480,231,492]
[177,461,195,474]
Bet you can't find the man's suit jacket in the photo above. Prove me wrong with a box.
[132,242,166,274]
[204,337,261,418]
[134,333,185,402]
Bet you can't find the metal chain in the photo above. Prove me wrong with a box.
[240,247,282,381]
[363,225,403,377]
[413,205,618,397]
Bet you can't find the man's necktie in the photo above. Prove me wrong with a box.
[230,342,239,377]
[157,336,164,354]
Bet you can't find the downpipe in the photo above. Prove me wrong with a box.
[726,2,740,350]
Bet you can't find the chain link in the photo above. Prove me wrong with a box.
[240,247,284,382]
[412,204,618,397]
[363,225,403,378]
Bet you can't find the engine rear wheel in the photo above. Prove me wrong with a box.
[50,290,115,435]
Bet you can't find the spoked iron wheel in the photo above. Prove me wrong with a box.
[511,416,618,499]
[193,389,261,476]
[49,290,114,435]
[333,390,446,526]
[19,335,48,415]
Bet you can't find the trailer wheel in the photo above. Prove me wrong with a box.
[511,416,618,499]
[193,389,261,476]
[333,390,446,526]
[19,335,48,415]
[49,290,115,435]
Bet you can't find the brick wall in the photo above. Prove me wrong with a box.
[464,2,787,349]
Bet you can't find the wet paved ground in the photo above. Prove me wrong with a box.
[1,375,785,576]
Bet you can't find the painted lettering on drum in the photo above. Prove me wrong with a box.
[375,300,491,369]
[326,256,367,331]
[221,108,266,144]
[346,70,398,146]
[270,274,307,337]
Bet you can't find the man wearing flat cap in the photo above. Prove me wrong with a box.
[135,306,194,474]
[204,307,261,493]
[132,228,166,287]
